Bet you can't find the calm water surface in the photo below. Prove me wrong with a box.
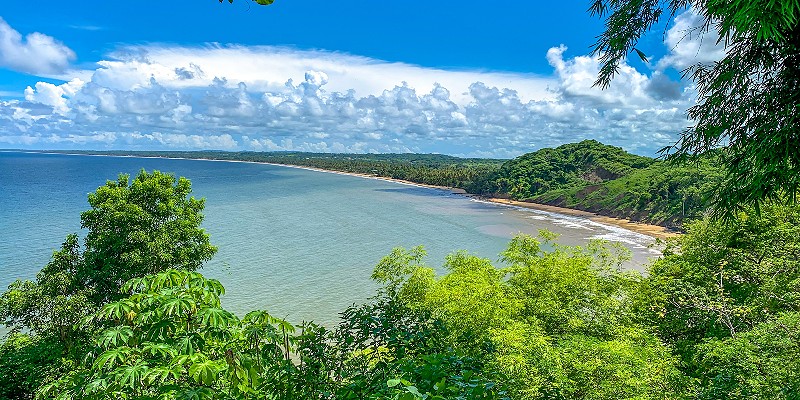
[0,152,660,325]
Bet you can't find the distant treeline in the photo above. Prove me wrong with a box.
[52,140,723,228]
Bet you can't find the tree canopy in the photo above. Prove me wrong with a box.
[0,170,216,399]
[591,0,800,214]
[79,171,217,303]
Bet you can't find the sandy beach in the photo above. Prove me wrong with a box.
[260,162,679,240]
[482,198,679,240]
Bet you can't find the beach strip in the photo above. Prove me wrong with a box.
[260,162,679,240]
[24,151,678,240]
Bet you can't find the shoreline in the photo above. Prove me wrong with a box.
[482,198,679,240]
[278,163,678,240]
[15,150,678,240]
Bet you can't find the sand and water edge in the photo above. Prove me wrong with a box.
[15,150,679,241]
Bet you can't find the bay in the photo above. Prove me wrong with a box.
[0,151,660,325]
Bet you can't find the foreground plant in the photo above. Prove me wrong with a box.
[0,170,217,398]
[39,269,305,399]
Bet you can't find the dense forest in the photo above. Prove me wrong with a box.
[50,139,722,229]
[1,170,798,399]
[474,141,724,228]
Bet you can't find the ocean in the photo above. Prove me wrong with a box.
[0,151,660,325]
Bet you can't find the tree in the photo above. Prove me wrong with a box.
[0,170,217,399]
[591,1,800,214]
[1,170,217,333]
[41,267,503,400]
[39,269,301,400]
[382,233,690,399]
[694,312,800,399]
[637,204,800,395]
[79,170,217,303]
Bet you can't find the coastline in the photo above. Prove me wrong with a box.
[277,164,678,240]
[18,150,678,240]
[254,161,678,240]
[482,198,679,240]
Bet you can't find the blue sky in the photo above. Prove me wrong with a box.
[0,1,723,157]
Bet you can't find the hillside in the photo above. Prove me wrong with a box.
[480,141,723,228]
[533,155,724,228]
[479,140,653,197]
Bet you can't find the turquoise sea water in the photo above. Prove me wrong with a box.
[0,151,660,325]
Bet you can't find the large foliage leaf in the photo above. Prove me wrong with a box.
[93,347,133,372]
[189,359,224,386]
[114,362,149,389]
[160,294,197,318]
[97,326,135,348]
[142,342,177,359]
[174,386,215,400]
[197,307,237,330]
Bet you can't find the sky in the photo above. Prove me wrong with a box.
[0,0,725,157]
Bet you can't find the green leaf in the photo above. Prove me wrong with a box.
[633,48,649,63]
[83,378,109,394]
[160,294,196,318]
[189,359,223,386]
[406,385,424,398]
[114,362,149,389]
[176,333,204,356]
[97,326,135,348]
[175,387,215,400]
[99,300,136,322]
[93,347,132,371]
[197,307,237,329]
[144,365,181,385]
[142,342,177,359]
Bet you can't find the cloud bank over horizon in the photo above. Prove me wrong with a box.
[0,11,719,158]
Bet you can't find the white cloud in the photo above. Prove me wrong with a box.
[547,45,652,107]
[67,24,104,32]
[2,27,704,157]
[658,8,726,70]
[94,45,557,106]
[0,17,76,75]
[24,78,84,114]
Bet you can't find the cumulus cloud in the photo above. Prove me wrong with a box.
[0,17,76,75]
[1,11,713,157]
[84,45,557,106]
[658,8,726,70]
[24,78,84,114]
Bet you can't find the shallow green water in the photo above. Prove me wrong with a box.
[0,151,659,325]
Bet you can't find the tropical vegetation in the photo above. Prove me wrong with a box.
[591,0,800,214]
[474,141,723,228]
[5,1,800,398]
[2,169,799,399]
[53,149,505,193]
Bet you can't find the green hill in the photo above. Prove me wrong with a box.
[482,140,653,198]
[481,141,723,228]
